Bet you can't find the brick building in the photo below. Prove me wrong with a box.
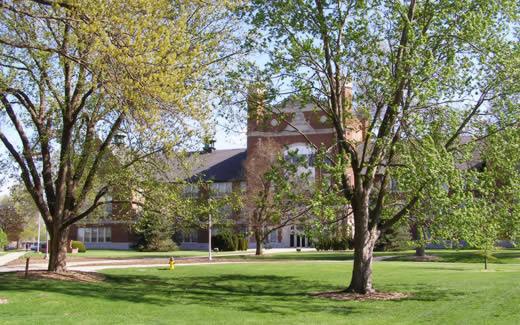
[69,85,362,250]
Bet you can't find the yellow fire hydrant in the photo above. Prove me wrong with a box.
[169,257,175,270]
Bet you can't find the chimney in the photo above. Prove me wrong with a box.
[202,137,216,153]
[247,83,266,134]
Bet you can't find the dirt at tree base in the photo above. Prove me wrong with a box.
[412,255,440,262]
[400,255,440,262]
[311,291,410,301]
[16,271,105,283]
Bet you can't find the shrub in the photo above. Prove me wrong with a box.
[139,238,178,252]
[133,211,178,252]
[212,232,250,251]
[238,236,249,251]
[0,229,7,251]
[71,240,86,253]
[375,223,411,251]
[232,235,240,251]
[314,233,353,251]
[212,233,234,251]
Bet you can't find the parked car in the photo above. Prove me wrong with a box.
[29,242,47,252]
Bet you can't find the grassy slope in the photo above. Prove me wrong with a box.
[1,261,520,324]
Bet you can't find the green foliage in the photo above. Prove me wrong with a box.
[420,129,520,267]
[238,236,249,251]
[0,229,7,250]
[71,241,87,253]
[314,236,353,251]
[239,0,519,285]
[244,139,347,254]
[133,211,178,252]
[375,223,412,252]
[0,0,242,269]
[212,232,248,252]
[211,232,248,252]
[212,233,233,251]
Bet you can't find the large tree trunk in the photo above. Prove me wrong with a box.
[47,227,69,272]
[410,223,426,257]
[254,231,263,256]
[347,195,380,294]
[347,226,379,294]
[415,245,425,257]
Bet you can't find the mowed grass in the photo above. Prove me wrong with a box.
[232,249,520,264]
[20,249,214,260]
[1,261,520,324]
[65,249,210,259]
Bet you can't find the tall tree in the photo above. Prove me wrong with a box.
[431,128,520,269]
[0,0,241,271]
[244,138,315,255]
[0,197,24,244]
[241,0,519,293]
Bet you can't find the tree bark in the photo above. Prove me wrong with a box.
[47,227,69,272]
[254,231,263,256]
[347,226,379,294]
[410,223,426,257]
[347,194,380,294]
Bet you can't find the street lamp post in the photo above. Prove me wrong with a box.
[44,230,49,259]
[36,214,41,253]
[208,213,212,261]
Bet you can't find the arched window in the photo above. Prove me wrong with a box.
[284,143,316,177]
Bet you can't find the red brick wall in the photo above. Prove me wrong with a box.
[68,223,135,243]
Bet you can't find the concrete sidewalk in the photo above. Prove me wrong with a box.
[0,251,27,266]
[0,259,347,273]
[0,247,320,273]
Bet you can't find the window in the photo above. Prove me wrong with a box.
[105,227,111,242]
[210,182,232,197]
[182,229,198,242]
[183,184,199,198]
[284,143,316,178]
[78,228,85,242]
[105,195,113,217]
[78,227,112,243]
[84,228,91,242]
[269,231,277,243]
[91,228,98,243]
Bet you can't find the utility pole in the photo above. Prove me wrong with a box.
[36,214,41,253]
[208,213,212,261]
[44,230,49,259]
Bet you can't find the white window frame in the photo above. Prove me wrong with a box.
[78,227,112,243]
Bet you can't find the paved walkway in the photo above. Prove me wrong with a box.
[0,259,348,273]
[0,252,27,266]
[0,247,322,273]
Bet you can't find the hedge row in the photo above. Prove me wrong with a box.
[71,240,87,253]
[212,233,248,251]
[314,237,353,251]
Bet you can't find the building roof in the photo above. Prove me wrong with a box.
[189,148,247,182]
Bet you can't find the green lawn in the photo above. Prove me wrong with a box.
[20,249,238,260]
[1,261,520,324]
[66,249,211,259]
[232,249,520,265]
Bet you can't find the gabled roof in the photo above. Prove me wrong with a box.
[189,149,247,182]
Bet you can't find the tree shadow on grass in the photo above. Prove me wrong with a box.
[0,267,473,316]
[0,272,357,316]
[378,283,470,303]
